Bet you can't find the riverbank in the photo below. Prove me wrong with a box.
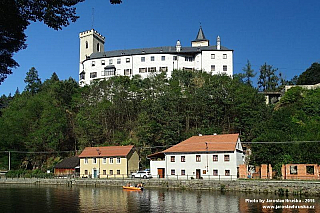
[1,177,320,196]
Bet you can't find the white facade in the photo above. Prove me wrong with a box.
[79,28,233,86]
[149,135,245,180]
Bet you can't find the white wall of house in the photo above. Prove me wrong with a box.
[150,151,244,180]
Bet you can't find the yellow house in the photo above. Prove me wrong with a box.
[79,145,139,178]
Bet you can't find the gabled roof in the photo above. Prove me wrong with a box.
[163,134,239,153]
[193,26,208,42]
[78,145,134,158]
[54,156,80,169]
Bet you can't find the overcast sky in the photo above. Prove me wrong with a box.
[1,0,320,95]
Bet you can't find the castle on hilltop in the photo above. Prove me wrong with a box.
[79,27,233,86]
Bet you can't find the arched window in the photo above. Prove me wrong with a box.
[85,41,88,49]
[97,43,100,52]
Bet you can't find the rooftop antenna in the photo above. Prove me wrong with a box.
[91,8,94,29]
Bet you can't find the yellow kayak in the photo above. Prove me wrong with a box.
[122,186,143,191]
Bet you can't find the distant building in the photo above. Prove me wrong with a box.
[79,27,234,86]
[149,134,245,180]
[54,156,80,177]
[78,145,139,178]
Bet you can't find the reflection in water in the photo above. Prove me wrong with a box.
[0,184,318,213]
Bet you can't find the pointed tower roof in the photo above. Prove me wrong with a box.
[193,26,208,41]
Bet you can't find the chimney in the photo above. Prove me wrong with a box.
[217,36,221,50]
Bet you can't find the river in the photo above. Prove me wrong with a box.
[0,184,318,212]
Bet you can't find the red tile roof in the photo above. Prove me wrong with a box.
[78,145,134,158]
[163,134,239,153]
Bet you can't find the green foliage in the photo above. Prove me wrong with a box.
[258,63,279,91]
[24,67,42,95]
[297,62,320,85]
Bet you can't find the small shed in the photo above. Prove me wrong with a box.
[54,156,80,177]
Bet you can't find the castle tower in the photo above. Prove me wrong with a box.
[191,26,209,47]
[79,29,105,63]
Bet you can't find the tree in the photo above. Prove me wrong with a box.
[297,62,320,85]
[0,0,122,85]
[241,60,256,86]
[258,63,279,91]
[24,67,42,95]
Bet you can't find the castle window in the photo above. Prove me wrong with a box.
[159,67,168,72]
[80,71,85,80]
[141,57,145,62]
[223,65,227,71]
[126,58,130,63]
[211,54,215,59]
[223,54,227,59]
[151,56,155,61]
[90,72,97,78]
[185,57,193,62]
[86,41,88,49]
[92,61,95,66]
[101,60,105,65]
[117,59,121,64]
[102,66,116,76]
[109,59,113,65]
[161,56,165,61]
[97,43,100,52]
[211,65,215,72]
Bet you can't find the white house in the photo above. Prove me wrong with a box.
[79,27,234,86]
[149,134,245,180]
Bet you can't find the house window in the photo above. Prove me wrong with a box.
[93,158,97,164]
[185,57,193,62]
[290,165,298,174]
[103,157,106,164]
[85,170,88,175]
[124,69,132,75]
[306,166,314,175]
[181,170,185,175]
[171,169,175,175]
[84,158,88,164]
[117,170,121,175]
[225,170,230,176]
[213,155,218,162]
[211,54,215,59]
[139,68,147,73]
[161,56,165,61]
[101,60,105,65]
[85,41,88,49]
[196,155,201,162]
[211,65,215,72]
[151,56,155,61]
[116,157,121,164]
[110,170,113,175]
[223,65,227,71]
[126,58,130,63]
[159,67,168,72]
[148,67,156,72]
[141,57,145,62]
[90,72,97,78]
[109,59,113,65]
[224,155,230,162]
[223,54,227,59]
[213,170,218,176]
[203,170,207,174]
[92,61,95,66]
[181,156,185,162]
[171,156,175,162]
[103,170,106,175]
[117,59,121,64]
[109,157,113,164]
[173,56,177,61]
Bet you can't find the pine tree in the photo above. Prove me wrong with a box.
[24,67,42,95]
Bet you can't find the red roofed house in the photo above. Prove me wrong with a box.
[79,145,139,178]
[149,134,245,179]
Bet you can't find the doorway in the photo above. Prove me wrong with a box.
[157,168,165,178]
[196,169,201,179]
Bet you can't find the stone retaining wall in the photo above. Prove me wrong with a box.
[1,178,320,196]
